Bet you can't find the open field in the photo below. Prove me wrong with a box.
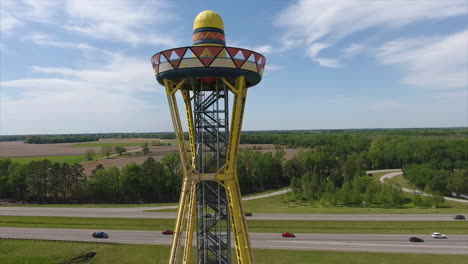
[0,138,170,158]
[1,216,467,234]
[1,239,467,264]
[0,140,140,158]
[80,144,178,174]
[4,154,106,164]
[0,141,102,158]
[0,139,297,176]
[71,142,144,148]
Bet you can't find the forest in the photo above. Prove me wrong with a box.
[0,128,466,205]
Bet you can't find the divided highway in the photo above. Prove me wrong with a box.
[1,171,467,255]
[0,207,462,221]
[1,227,467,255]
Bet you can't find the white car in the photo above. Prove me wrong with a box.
[431,232,447,239]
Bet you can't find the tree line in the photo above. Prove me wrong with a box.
[0,133,176,143]
[0,149,287,203]
[1,129,466,206]
[24,135,99,144]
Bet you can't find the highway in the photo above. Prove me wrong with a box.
[1,227,467,255]
[0,207,464,221]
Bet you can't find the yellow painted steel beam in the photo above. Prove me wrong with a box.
[182,182,197,264]
[182,90,197,168]
[164,79,195,264]
[223,76,254,264]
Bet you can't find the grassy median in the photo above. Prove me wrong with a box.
[1,216,468,234]
[1,239,467,264]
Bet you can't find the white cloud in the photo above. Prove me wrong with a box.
[0,0,61,35]
[314,58,341,68]
[21,0,62,23]
[306,43,330,58]
[0,53,169,134]
[377,30,468,89]
[0,13,22,35]
[252,45,273,54]
[23,33,95,50]
[265,64,282,71]
[63,0,178,46]
[341,43,363,57]
[276,0,467,65]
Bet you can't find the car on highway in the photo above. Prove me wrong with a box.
[413,189,423,194]
[409,237,424,243]
[244,212,253,217]
[453,215,466,220]
[431,232,447,239]
[281,232,295,238]
[92,232,109,239]
[162,230,174,235]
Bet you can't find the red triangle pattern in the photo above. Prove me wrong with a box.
[169,59,183,69]
[226,48,241,59]
[206,47,223,58]
[199,57,216,67]
[191,47,207,58]
[254,53,261,64]
[154,46,266,73]
[174,48,188,59]
[241,50,252,61]
[154,53,161,64]
[162,50,173,62]
[233,59,245,68]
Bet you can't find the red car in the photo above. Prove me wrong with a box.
[281,232,295,238]
[162,230,174,235]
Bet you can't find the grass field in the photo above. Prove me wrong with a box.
[1,239,467,264]
[387,174,413,189]
[71,142,143,148]
[4,154,105,164]
[1,216,468,234]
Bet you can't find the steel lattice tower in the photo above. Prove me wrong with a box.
[151,10,266,264]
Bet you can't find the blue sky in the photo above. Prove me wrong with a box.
[0,0,467,135]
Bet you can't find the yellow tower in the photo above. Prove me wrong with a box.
[151,10,266,264]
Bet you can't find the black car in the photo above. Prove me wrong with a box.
[244,212,253,217]
[409,237,424,243]
[454,215,466,220]
[92,232,109,238]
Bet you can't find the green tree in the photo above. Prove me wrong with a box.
[140,157,165,202]
[120,163,142,202]
[141,143,150,155]
[85,149,96,161]
[0,159,12,197]
[7,163,28,200]
[447,169,468,197]
[101,146,113,159]
[114,146,127,156]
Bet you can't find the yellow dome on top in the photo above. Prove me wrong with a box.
[193,10,224,30]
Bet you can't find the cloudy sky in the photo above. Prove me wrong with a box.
[1,0,467,135]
